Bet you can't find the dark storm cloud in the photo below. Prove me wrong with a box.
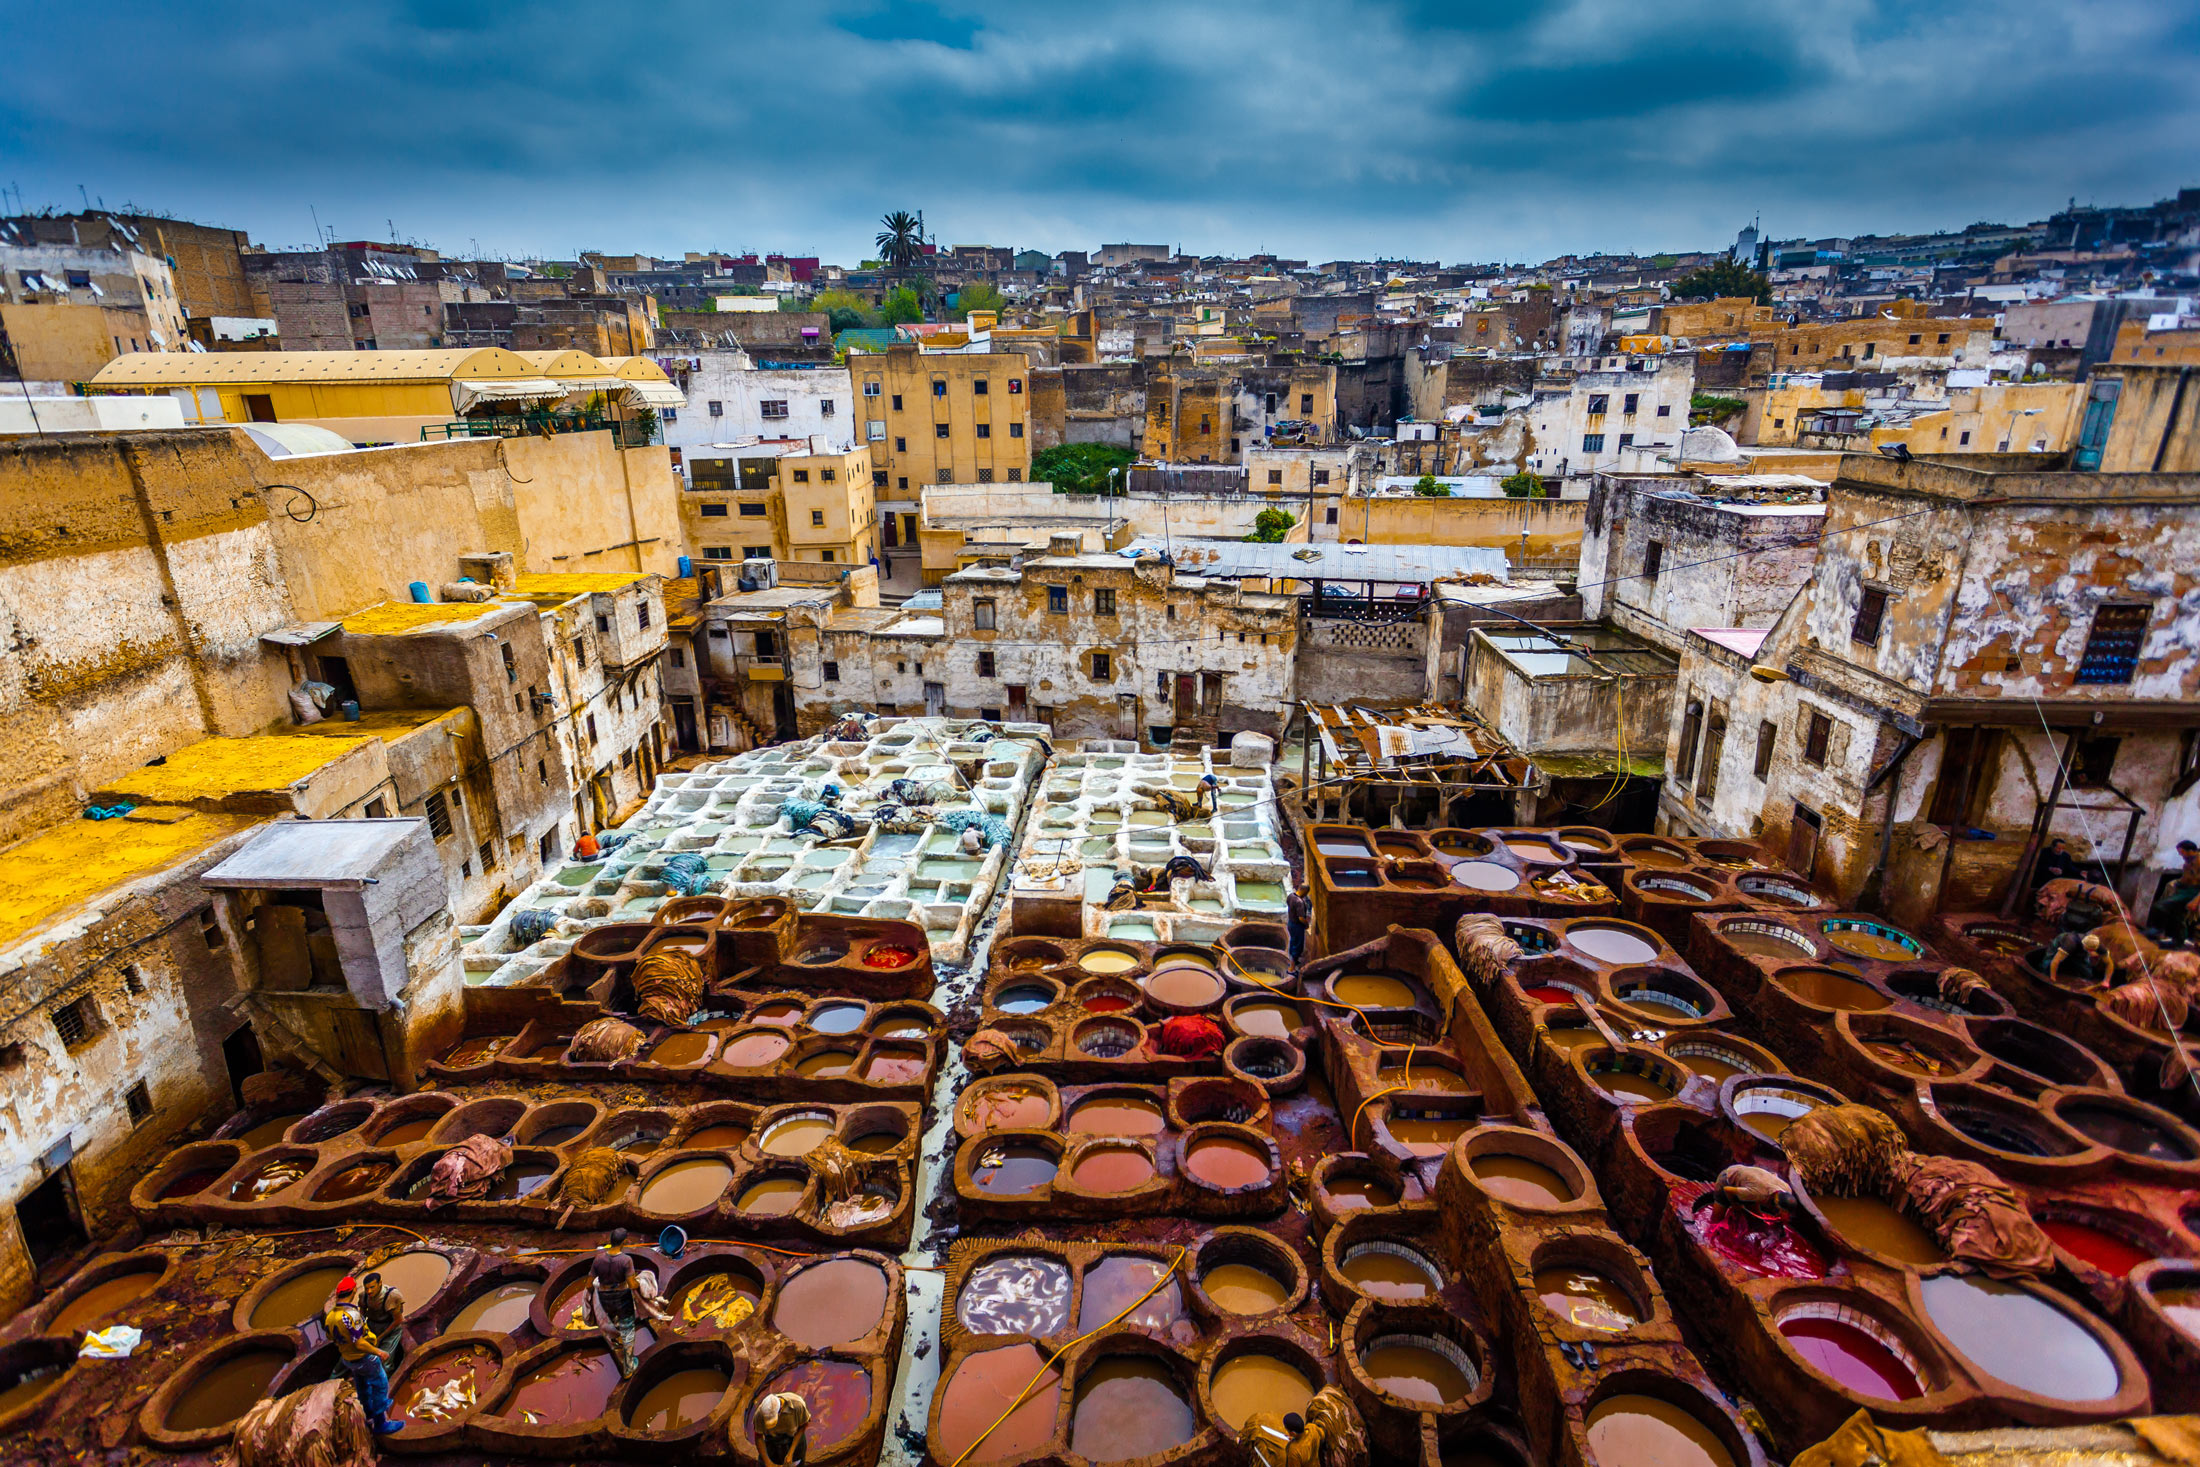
[1,0,2195,262]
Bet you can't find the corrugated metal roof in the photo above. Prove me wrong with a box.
[88,348,536,388]
[1124,537,1507,582]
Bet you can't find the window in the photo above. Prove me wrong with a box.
[1699,716,1728,803]
[2077,604,2149,683]
[1851,587,1889,646]
[792,469,809,483]
[1009,422,1023,438]
[1299,393,1313,414]
[460,859,472,879]
[671,648,685,668]
[1656,404,1670,417]
[873,470,888,486]
[1587,394,1609,415]
[2071,735,2122,789]
[1094,589,1116,616]
[478,840,496,871]
[975,424,990,439]
[1754,720,1777,780]
[810,510,825,526]
[891,394,903,410]
[973,379,989,395]
[125,1079,153,1124]
[708,400,723,417]
[978,649,997,677]
[1803,711,1832,766]
[932,379,948,397]
[823,661,840,682]
[1622,393,1639,415]
[1325,506,1338,525]
[501,643,518,683]
[974,599,996,630]
[638,602,650,629]
[1008,379,1023,393]
[1937,333,1949,344]
[1268,469,1284,484]
[704,546,734,560]
[1908,334,1921,345]
[820,399,836,417]
[761,400,789,419]
[738,502,767,516]
[66,269,92,289]
[573,636,587,666]
[200,906,222,949]
[1090,651,1112,680]
[539,757,550,783]
[977,468,994,483]
[1863,342,1875,359]
[585,713,598,743]
[935,423,950,439]
[701,503,729,517]
[821,550,835,563]
[895,437,907,452]
[1313,469,1330,485]
[821,468,836,481]
[423,789,453,839]
[1618,433,1634,448]
[1047,586,1068,614]
[1957,431,1970,446]
[1676,700,1704,783]
[1642,541,1663,582]
[596,614,610,633]
[1007,468,1021,480]
[123,964,144,995]
[1582,433,1605,452]
[50,996,97,1049]
[864,380,881,397]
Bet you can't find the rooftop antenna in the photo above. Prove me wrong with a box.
[310,205,324,248]
[78,184,89,210]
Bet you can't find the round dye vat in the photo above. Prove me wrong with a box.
[649,1033,711,1067]
[1388,1115,1474,1156]
[639,1158,732,1213]
[959,1257,1070,1336]
[1779,1316,1922,1400]
[1070,1356,1196,1461]
[1735,1089,1823,1144]
[685,1123,748,1149]
[443,1036,508,1067]
[1584,1395,1735,1467]
[2155,1286,2200,1342]
[750,1002,804,1027]
[1920,1274,2121,1401]
[1360,1338,1473,1406]
[0,1368,63,1417]
[1067,1095,1166,1136]
[168,1349,291,1431]
[1470,1154,1576,1206]
[1146,965,1226,1009]
[1669,1046,1757,1085]
[748,1359,869,1452]
[449,1281,538,1335]
[1815,1196,1947,1267]
[485,1161,556,1200]
[719,1031,791,1068]
[530,1124,586,1147]
[862,943,917,969]
[736,1176,807,1215]
[630,1367,728,1431]
[1777,968,1891,1012]
[1078,1256,1183,1331]
[1570,925,1659,965]
[1826,924,1921,962]
[758,1113,834,1156]
[1234,1002,1302,1039]
[1083,994,1135,1014]
[794,1050,857,1078]
[229,1156,310,1201]
[2042,1219,2153,1276]
[157,1166,227,1201]
[863,1052,928,1085]
[249,1266,347,1329]
[1504,837,1564,862]
[1184,1135,1271,1190]
[964,1085,1051,1132]
[934,1344,1059,1464]
[53,1271,162,1333]
[1211,1352,1314,1431]
[499,1345,621,1424]
[237,1113,307,1150]
[1454,860,1521,892]
[993,986,1053,1015]
[973,1143,1059,1195]
[873,1016,931,1039]
[2062,1104,2194,1162]
[1204,1262,1290,1315]
[1325,1175,1400,1211]
[772,1258,888,1348]
[1533,1266,1641,1332]
[1341,1243,1441,1301]
[809,1002,867,1034]
[396,1343,497,1427]
[672,1270,761,1331]
[1079,947,1140,975]
[1070,1145,1155,1194]
[1722,925,1815,961]
[375,1251,453,1311]
[1377,1063,1470,1093]
[1627,844,1691,869]
[1333,973,1417,1008]
[377,1118,437,1147]
[1593,1067,1677,1104]
[1522,984,1576,1004]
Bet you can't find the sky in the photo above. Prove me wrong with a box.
[4,0,2198,266]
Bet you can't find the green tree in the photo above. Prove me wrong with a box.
[875,212,926,271]
[1032,443,1134,495]
[878,285,924,326]
[806,288,873,333]
[1501,470,1546,499]
[954,281,1005,316]
[1412,473,1452,498]
[1671,258,1770,304]
[1689,393,1748,426]
[1247,507,1296,542]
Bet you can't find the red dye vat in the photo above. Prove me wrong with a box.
[748,1359,870,1453]
[1779,1317,1922,1401]
[1084,995,1134,1014]
[2042,1219,2153,1276]
[861,945,917,970]
[1522,985,1575,1004]
[1683,1184,1828,1280]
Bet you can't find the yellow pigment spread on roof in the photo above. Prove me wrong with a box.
[511,573,648,594]
[340,599,509,634]
[287,707,462,743]
[102,734,371,803]
[0,811,255,952]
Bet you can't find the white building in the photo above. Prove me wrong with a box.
[1524,354,1695,492]
[663,353,853,486]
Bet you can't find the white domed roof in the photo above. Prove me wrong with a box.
[1680,425,1743,462]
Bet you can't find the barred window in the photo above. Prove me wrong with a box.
[51,996,97,1049]
[423,789,453,839]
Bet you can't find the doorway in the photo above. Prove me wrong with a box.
[244,393,277,423]
[16,1166,87,1277]
[1788,803,1822,880]
[1006,684,1028,722]
[222,1022,265,1103]
[314,654,357,709]
[924,682,946,717]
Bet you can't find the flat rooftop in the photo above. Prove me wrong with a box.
[0,808,254,953]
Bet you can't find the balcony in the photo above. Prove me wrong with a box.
[421,410,663,448]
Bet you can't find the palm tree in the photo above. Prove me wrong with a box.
[874,210,931,313]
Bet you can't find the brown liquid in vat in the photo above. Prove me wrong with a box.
[719,1032,791,1068]
[863,1052,928,1084]
[1388,1115,1473,1155]
[684,1124,747,1148]
[1203,1263,1289,1314]
[748,1359,869,1450]
[0,1370,62,1417]
[759,1114,833,1155]
[448,1281,536,1334]
[499,1345,619,1423]
[1532,1266,1641,1331]
[52,1271,161,1333]
[1596,1069,1677,1103]
[1067,1096,1166,1135]
[378,1118,436,1146]
[1341,1247,1439,1301]
[849,1131,902,1154]
[1628,845,1691,868]
[238,1114,305,1149]
[1185,1135,1271,1189]
[1361,1342,1471,1405]
[168,1350,291,1431]
[1673,1050,1752,1084]
[1377,1063,1470,1093]
[1070,1356,1195,1460]
[736,1176,806,1214]
[250,1266,348,1329]
[396,1343,497,1426]
[1325,1176,1400,1210]
[1585,1395,1735,1467]
[934,1344,1059,1463]
[965,1084,1051,1131]
[1146,965,1225,1008]
[1077,1257,1182,1331]
[374,1251,451,1312]
[1070,1145,1155,1193]
[1828,927,1919,962]
[1234,1002,1302,1039]
[1723,928,1812,960]
[649,1033,711,1066]
[1333,974,1416,1008]
[639,1158,732,1212]
[157,1166,225,1200]
[1471,1154,1574,1206]
[1545,1025,1605,1053]
[772,1258,888,1348]
[1211,1353,1314,1430]
[794,1050,856,1078]
[1778,969,1891,1012]
[1815,1196,1947,1265]
[630,1367,727,1430]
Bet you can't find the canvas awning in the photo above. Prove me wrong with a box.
[260,621,341,647]
[618,379,686,408]
[451,377,567,412]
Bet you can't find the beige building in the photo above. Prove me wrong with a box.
[0,238,189,382]
[853,343,1033,492]
[780,443,878,566]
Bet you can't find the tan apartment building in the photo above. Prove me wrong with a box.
[780,443,878,566]
[853,343,1032,492]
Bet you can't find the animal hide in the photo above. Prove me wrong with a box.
[569,1016,645,1063]
[1454,915,1523,988]
[1780,1104,1907,1199]
[1886,1151,2055,1279]
[631,951,707,1029]
[554,1147,632,1227]
[234,1380,374,1467]
[423,1134,512,1210]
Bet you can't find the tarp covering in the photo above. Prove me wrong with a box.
[451,377,567,412]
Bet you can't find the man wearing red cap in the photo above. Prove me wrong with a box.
[324,1276,402,1435]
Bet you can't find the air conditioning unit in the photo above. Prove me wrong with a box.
[741,557,778,590]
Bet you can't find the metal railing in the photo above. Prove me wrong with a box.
[421,411,662,448]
